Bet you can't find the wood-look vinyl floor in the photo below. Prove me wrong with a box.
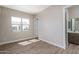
[0,40,79,54]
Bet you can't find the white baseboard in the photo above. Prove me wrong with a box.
[0,37,35,45]
[0,37,66,49]
[39,38,66,49]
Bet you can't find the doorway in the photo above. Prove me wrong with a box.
[65,5,79,47]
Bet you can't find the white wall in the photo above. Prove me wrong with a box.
[37,6,66,48]
[0,7,34,44]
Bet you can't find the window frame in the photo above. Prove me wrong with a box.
[11,16,30,32]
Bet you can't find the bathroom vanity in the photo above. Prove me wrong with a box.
[68,32,79,44]
[68,18,79,44]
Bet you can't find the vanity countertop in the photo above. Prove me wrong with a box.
[68,31,79,33]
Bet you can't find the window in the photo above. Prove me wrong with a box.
[22,18,30,31]
[11,16,30,32]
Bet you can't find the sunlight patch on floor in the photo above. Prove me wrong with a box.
[18,39,40,46]
[29,39,40,42]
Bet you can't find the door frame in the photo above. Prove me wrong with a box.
[63,5,73,49]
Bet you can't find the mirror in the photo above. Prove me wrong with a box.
[68,18,79,32]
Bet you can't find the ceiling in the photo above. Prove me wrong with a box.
[2,5,50,14]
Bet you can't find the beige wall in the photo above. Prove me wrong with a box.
[0,7,34,43]
[37,6,66,48]
[0,7,1,41]
[68,6,79,18]
[68,6,79,31]
[33,15,38,37]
